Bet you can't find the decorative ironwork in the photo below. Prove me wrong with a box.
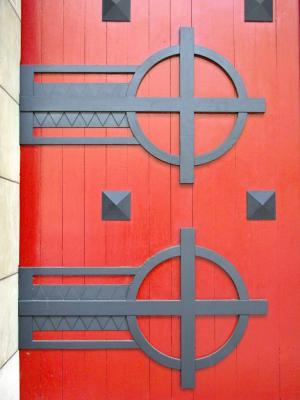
[102,191,131,220]
[247,190,276,220]
[245,0,273,22]
[20,27,266,184]
[19,228,268,389]
[102,0,131,22]
[33,111,129,128]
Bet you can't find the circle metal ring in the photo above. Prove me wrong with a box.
[126,45,249,166]
[126,246,249,371]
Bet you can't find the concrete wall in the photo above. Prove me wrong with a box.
[0,0,21,399]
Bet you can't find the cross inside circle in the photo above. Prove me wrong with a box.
[122,228,267,389]
[18,228,268,389]
[21,27,266,184]
[126,27,266,183]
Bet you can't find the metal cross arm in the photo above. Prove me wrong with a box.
[20,96,265,113]
[19,299,267,316]
[20,27,266,184]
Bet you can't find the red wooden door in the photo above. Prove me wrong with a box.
[20,0,300,399]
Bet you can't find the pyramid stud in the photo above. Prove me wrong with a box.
[247,190,276,220]
[102,0,131,22]
[245,0,273,22]
[102,191,131,221]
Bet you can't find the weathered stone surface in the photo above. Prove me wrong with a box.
[8,0,21,19]
[0,0,21,101]
[0,89,20,182]
[0,274,18,368]
[0,179,19,280]
[0,351,19,400]
[0,0,20,397]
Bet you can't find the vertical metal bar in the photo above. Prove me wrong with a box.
[179,28,195,184]
[180,228,196,389]
[19,317,33,348]
[20,66,35,144]
[20,66,35,96]
[19,268,34,299]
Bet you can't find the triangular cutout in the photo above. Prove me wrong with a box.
[112,112,126,126]
[89,113,101,127]
[65,317,79,330]
[105,114,118,127]
[57,113,72,127]
[66,113,79,126]
[50,112,63,126]
[81,112,94,126]
[97,112,110,125]
[112,316,127,330]
[73,113,86,127]
[34,113,48,126]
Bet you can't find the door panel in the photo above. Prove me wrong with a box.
[20,0,300,399]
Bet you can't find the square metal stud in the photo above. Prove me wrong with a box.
[245,0,273,22]
[102,0,131,22]
[247,190,276,220]
[102,191,131,221]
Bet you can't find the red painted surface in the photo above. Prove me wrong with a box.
[20,0,300,399]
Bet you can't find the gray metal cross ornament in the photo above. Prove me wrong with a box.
[20,27,266,183]
[19,228,268,389]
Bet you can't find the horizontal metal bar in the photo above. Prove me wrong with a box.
[33,111,129,128]
[20,96,181,112]
[33,83,128,97]
[22,340,138,349]
[21,137,139,145]
[32,315,129,331]
[19,299,268,316]
[197,300,267,315]
[19,267,139,276]
[198,98,266,113]
[20,97,265,113]
[28,65,138,73]
[30,284,130,300]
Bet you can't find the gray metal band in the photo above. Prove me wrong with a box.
[19,299,266,316]
[19,266,138,278]
[22,97,264,113]
[180,228,196,387]
[32,316,129,331]
[24,65,138,73]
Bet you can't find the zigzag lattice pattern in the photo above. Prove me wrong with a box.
[33,112,129,128]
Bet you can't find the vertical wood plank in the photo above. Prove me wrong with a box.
[147,1,172,398]
[170,1,193,399]
[20,1,42,399]
[125,0,151,398]
[84,1,109,397]
[104,10,131,400]
[276,1,300,398]
[193,1,237,398]
[39,1,64,399]
[234,0,280,398]
[60,1,86,399]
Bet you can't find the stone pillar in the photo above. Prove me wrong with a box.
[0,0,21,399]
